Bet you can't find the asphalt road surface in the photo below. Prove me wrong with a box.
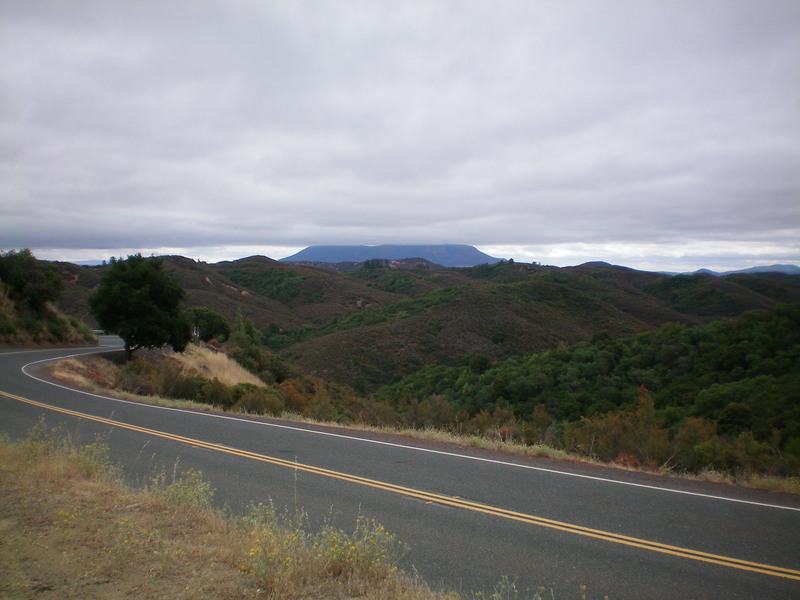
[2,341,799,599]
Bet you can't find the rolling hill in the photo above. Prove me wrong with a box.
[55,256,800,390]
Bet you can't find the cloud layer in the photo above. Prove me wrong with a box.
[2,1,798,270]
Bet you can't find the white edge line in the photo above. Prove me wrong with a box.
[13,346,800,514]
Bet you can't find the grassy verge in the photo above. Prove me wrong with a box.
[3,424,590,600]
[0,425,600,600]
[0,425,448,599]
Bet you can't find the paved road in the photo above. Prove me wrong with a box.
[2,342,799,599]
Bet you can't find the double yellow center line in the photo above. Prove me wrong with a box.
[4,390,799,582]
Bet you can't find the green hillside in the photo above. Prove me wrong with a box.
[214,255,404,324]
[261,261,800,388]
[378,304,799,428]
[57,257,800,391]
[50,254,800,475]
[376,303,800,473]
[1,250,95,346]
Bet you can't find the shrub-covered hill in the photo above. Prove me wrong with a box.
[56,257,800,389]
[0,290,95,347]
[60,255,411,331]
[1,250,95,346]
[377,303,800,421]
[637,271,800,317]
[279,277,697,388]
[57,256,302,331]
[268,262,800,388]
[212,255,407,323]
[376,303,800,472]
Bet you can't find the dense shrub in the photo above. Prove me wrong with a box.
[222,268,303,303]
[228,311,293,382]
[0,249,63,314]
[0,312,18,336]
[233,387,284,416]
[376,304,800,474]
[200,378,233,406]
[186,307,231,342]
[158,366,208,400]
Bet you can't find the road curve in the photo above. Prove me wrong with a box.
[2,343,799,599]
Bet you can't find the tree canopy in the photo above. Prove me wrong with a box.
[186,307,230,342]
[375,304,800,472]
[89,254,191,360]
[0,249,63,314]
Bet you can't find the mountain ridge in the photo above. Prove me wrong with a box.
[657,264,800,276]
[279,244,502,267]
[61,253,798,276]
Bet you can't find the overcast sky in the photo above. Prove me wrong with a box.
[2,1,798,272]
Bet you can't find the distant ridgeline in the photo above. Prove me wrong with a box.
[685,265,800,277]
[280,245,503,268]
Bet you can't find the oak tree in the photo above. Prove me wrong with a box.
[89,254,191,360]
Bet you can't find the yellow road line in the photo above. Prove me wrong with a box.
[4,390,800,582]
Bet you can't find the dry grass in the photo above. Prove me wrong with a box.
[689,468,800,495]
[51,343,265,395]
[392,426,576,462]
[48,356,217,412]
[0,430,260,600]
[167,344,266,387]
[0,427,474,600]
[50,356,119,389]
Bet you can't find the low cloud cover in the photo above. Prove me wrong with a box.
[2,1,798,271]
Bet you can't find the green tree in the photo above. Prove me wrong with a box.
[89,254,191,360]
[186,307,231,342]
[0,249,63,313]
[227,310,292,383]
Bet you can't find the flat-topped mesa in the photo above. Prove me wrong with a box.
[279,244,503,268]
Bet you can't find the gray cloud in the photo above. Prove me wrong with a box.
[1,0,798,271]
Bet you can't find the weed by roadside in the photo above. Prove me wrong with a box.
[21,418,119,478]
[150,463,215,510]
[1,423,256,600]
[240,501,408,597]
[3,423,594,600]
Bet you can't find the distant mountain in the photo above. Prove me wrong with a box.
[689,264,800,277]
[659,264,800,277]
[280,244,502,267]
[717,264,800,276]
[68,260,104,266]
